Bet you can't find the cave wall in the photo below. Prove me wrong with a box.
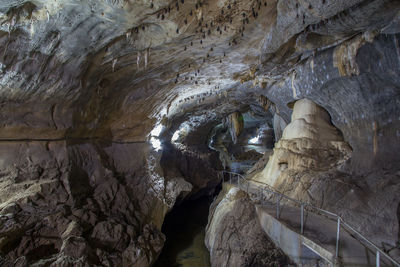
[0,140,191,266]
[261,32,400,174]
[160,143,221,199]
[205,185,292,267]
[0,0,399,265]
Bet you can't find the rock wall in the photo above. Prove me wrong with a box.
[0,140,191,266]
[251,98,400,246]
[0,0,399,265]
[205,185,293,267]
[260,32,400,174]
[273,113,288,142]
[160,142,221,199]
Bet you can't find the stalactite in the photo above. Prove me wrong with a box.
[137,51,141,69]
[112,58,117,72]
[373,121,378,156]
[29,20,34,38]
[144,48,149,69]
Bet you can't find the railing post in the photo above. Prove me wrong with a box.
[335,217,341,259]
[301,204,304,234]
[219,171,400,267]
[276,194,280,219]
[376,251,380,267]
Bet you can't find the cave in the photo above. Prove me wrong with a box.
[0,0,400,267]
[153,195,213,267]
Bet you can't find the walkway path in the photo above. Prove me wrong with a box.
[221,171,400,267]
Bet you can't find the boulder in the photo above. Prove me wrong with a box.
[205,186,293,267]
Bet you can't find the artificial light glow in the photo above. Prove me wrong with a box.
[150,124,163,137]
[249,136,260,144]
[171,130,180,142]
[150,137,162,151]
[149,124,164,151]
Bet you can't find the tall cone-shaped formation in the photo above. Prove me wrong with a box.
[253,98,352,186]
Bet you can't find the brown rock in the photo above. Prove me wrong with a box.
[60,236,89,259]
[205,186,292,267]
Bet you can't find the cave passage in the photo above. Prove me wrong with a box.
[153,195,214,267]
[1,0,400,265]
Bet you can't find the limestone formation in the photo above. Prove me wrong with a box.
[205,185,293,267]
[251,98,400,246]
[226,111,245,144]
[0,0,399,265]
[0,142,179,266]
[272,113,287,142]
[253,98,352,186]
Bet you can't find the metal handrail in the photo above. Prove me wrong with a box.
[220,170,400,267]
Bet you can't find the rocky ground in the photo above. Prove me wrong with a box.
[0,141,169,266]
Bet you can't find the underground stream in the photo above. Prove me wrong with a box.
[153,194,218,267]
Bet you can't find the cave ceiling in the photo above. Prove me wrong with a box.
[0,0,399,145]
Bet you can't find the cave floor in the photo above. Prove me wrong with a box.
[154,196,212,267]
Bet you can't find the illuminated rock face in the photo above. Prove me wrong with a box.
[205,186,292,267]
[253,98,352,186]
[0,0,399,265]
[0,141,176,266]
[251,99,400,246]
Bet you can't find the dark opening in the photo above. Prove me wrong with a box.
[154,195,215,267]
[26,244,59,262]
